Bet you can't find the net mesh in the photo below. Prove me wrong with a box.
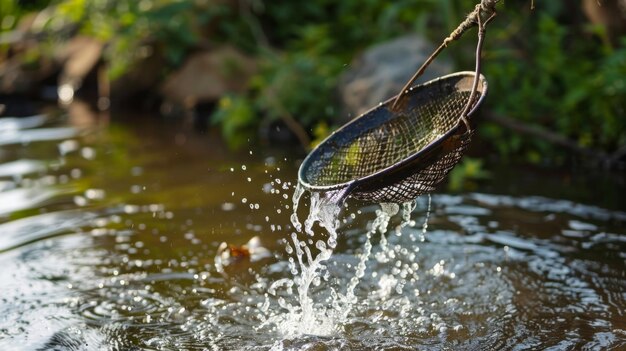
[301,74,484,203]
[350,130,473,203]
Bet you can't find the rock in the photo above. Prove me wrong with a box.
[0,53,55,96]
[338,35,452,120]
[0,35,104,99]
[110,52,165,108]
[57,36,104,94]
[160,46,257,108]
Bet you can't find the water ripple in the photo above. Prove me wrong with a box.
[0,127,78,146]
[0,186,73,217]
[0,210,97,252]
[0,159,47,178]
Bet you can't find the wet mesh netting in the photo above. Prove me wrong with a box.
[298,1,497,204]
[299,73,486,203]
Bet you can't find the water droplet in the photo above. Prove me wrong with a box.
[315,240,326,251]
[327,237,337,248]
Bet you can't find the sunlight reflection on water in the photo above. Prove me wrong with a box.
[0,110,625,350]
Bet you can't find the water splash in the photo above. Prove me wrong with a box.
[265,187,342,336]
[338,202,408,321]
[420,194,432,242]
[267,184,427,338]
[289,183,305,233]
[3,107,624,350]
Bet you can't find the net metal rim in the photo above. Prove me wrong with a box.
[298,71,488,193]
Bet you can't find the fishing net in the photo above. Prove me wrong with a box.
[299,73,486,203]
[298,1,498,204]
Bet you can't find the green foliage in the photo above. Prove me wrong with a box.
[210,0,625,156]
[0,0,20,33]
[311,121,330,147]
[480,1,626,163]
[0,0,47,54]
[212,0,447,148]
[253,50,340,128]
[3,0,625,162]
[212,95,256,150]
[39,0,257,79]
[448,157,491,192]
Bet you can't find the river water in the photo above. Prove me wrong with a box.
[0,106,625,350]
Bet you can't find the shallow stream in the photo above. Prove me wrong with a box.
[0,107,625,350]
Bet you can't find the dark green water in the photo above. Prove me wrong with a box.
[0,105,625,350]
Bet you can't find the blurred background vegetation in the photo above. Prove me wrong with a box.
[1,0,625,172]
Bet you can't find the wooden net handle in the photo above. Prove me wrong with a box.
[390,0,500,112]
